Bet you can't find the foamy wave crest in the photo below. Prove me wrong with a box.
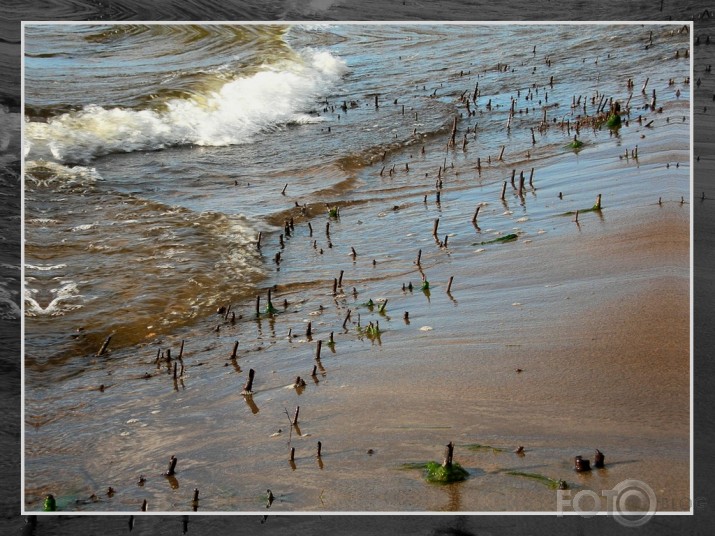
[24,280,84,317]
[25,49,349,164]
[24,160,102,190]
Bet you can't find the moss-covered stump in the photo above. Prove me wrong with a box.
[424,461,470,483]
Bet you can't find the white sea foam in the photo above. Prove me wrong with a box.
[25,49,349,164]
[24,281,84,317]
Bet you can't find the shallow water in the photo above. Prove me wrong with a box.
[23,22,691,512]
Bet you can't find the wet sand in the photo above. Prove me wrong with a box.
[23,106,690,513]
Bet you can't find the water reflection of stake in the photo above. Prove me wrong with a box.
[244,394,259,414]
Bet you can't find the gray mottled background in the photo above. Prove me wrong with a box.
[2,1,711,533]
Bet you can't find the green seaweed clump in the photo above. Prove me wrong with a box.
[364,321,381,339]
[475,233,518,246]
[327,206,340,219]
[421,279,430,291]
[505,471,567,489]
[466,443,506,453]
[425,461,470,484]
[568,136,584,150]
[606,113,622,128]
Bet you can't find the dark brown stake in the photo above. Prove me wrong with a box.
[433,218,440,237]
[332,278,338,296]
[342,309,352,329]
[472,205,480,224]
[242,369,255,395]
[290,447,295,462]
[447,276,454,293]
[97,335,112,356]
[178,340,185,360]
[338,270,344,287]
[255,295,261,316]
[593,449,605,468]
[574,455,591,472]
[141,499,147,512]
[230,341,239,360]
[308,222,313,236]
[193,488,199,503]
[443,441,455,468]
[500,181,507,200]
[529,167,534,186]
[257,231,262,250]
[317,441,322,458]
[165,455,177,477]
[415,249,422,266]
[316,340,322,360]
[281,183,288,195]
[306,322,312,338]
[293,406,300,425]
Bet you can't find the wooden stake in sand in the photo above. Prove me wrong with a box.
[498,145,505,161]
[255,295,261,316]
[472,205,480,224]
[242,369,255,395]
[306,322,312,338]
[500,181,508,201]
[415,249,422,266]
[293,406,300,425]
[316,340,322,360]
[342,309,352,329]
[281,183,288,195]
[317,441,322,458]
[443,442,455,468]
[165,455,177,477]
[433,219,440,237]
[97,335,112,356]
[447,276,454,293]
[230,341,239,360]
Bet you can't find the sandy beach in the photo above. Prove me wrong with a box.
[20,22,691,515]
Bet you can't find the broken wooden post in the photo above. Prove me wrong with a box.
[433,218,440,237]
[316,340,322,360]
[230,341,238,360]
[97,335,112,356]
[443,441,455,468]
[242,369,255,395]
[472,205,480,224]
[165,455,177,476]
[317,441,322,458]
[293,406,300,425]
[500,181,507,200]
[447,276,454,293]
